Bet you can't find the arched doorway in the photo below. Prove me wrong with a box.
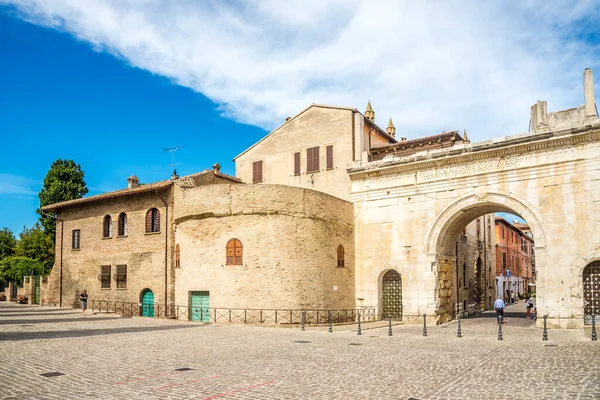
[381,270,402,320]
[141,289,154,317]
[583,261,600,324]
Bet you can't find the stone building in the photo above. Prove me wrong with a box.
[494,217,535,299]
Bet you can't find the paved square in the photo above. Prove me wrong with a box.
[0,302,598,399]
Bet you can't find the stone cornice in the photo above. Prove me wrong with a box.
[348,124,600,180]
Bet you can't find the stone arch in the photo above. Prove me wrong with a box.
[568,249,600,319]
[425,190,546,256]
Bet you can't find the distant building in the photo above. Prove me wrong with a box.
[495,217,535,298]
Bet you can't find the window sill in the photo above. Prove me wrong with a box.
[117,235,128,238]
[326,168,334,171]
[226,264,244,266]
[116,287,127,290]
[144,231,161,236]
[71,248,80,251]
[101,236,112,240]
[293,173,300,176]
[306,170,320,174]
[101,288,111,290]
[252,181,263,184]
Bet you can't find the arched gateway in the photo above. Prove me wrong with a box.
[349,69,600,328]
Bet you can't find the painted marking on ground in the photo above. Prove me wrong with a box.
[151,375,221,391]
[201,380,275,399]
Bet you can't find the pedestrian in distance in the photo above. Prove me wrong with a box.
[510,290,515,304]
[494,295,506,324]
[526,296,534,318]
[79,290,88,314]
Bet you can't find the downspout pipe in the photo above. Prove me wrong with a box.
[155,189,169,316]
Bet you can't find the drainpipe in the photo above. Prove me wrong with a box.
[155,189,169,315]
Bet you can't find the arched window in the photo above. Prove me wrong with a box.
[145,208,160,233]
[337,245,345,267]
[175,244,181,268]
[118,213,127,236]
[226,239,243,265]
[103,215,112,238]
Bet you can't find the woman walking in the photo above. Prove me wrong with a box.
[79,290,88,314]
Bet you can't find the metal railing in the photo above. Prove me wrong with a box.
[89,300,377,325]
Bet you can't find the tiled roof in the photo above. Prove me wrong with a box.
[371,130,461,151]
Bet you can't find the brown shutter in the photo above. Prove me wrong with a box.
[306,148,312,172]
[146,210,152,232]
[294,152,300,175]
[154,209,160,232]
[252,161,263,183]
[307,147,319,172]
[103,216,110,237]
[326,145,333,169]
[258,161,263,183]
[314,147,319,170]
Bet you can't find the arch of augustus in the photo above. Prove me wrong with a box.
[349,69,600,328]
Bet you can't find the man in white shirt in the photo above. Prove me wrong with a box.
[494,296,506,323]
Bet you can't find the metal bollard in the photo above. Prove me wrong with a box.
[301,311,305,331]
[592,315,597,342]
[457,314,462,338]
[498,320,503,341]
[388,315,393,337]
[357,312,362,336]
[328,311,332,333]
[423,314,428,337]
[542,315,548,341]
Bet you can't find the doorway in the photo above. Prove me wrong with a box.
[381,270,402,320]
[141,289,154,317]
[189,291,210,322]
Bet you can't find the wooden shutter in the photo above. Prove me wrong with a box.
[118,213,126,236]
[103,216,111,238]
[146,210,153,233]
[226,239,243,265]
[307,147,319,172]
[326,145,333,169]
[72,230,80,249]
[294,152,300,175]
[175,244,181,268]
[253,161,263,183]
[235,240,243,265]
[154,209,160,232]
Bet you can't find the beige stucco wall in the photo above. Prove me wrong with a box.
[173,184,355,313]
[350,124,600,327]
[234,106,360,201]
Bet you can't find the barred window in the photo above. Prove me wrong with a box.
[307,146,319,172]
[145,208,160,233]
[72,229,81,249]
[252,161,263,183]
[226,239,243,265]
[118,213,127,236]
[337,245,344,267]
[103,215,112,238]
[116,265,127,289]
[175,244,181,268]
[100,265,111,289]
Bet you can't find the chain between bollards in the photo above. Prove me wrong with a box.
[301,311,305,331]
[542,314,548,341]
[388,315,393,337]
[357,312,362,336]
[423,314,427,337]
[457,314,462,338]
[592,314,597,342]
[328,311,332,333]
[497,320,503,341]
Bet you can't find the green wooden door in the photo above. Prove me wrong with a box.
[141,289,154,317]
[190,291,210,322]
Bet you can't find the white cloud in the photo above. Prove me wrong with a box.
[2,0,600,141]
[0,173,39,195]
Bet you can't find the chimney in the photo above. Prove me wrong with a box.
[127,175,140,189]
[213,163,221,174]
[584,68,598,122]
[365,101,375,122]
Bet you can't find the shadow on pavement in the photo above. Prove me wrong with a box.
[0,324,203,341]
[0,312,83,317]
[0,308,80,313]
[0,317,124,325]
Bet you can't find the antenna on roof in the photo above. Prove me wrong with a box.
[163,146,183,179]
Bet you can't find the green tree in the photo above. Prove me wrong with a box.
[0,227,17,260]
[0,256,46,286]
[14,224,55,271]
[38,159,88,241]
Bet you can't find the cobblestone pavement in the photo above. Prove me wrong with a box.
[1,302,598,400]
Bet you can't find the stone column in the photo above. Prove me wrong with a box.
[584,68,597,122]
[535,100,549,133]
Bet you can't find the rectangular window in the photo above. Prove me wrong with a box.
[326,145,333,169]
[307,146,319,172]
[116,265,127,289]
[502,253,506,269]
[294,152,300,175]
[100,265,111,289]
[252,161,263,183]
[72,229,81,249]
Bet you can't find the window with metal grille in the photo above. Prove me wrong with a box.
[72,229,81,249]
[294,152,300,175]
[226,239,243,265]
[118,213,127,236]
[252,161,263,183]
[145,208,160,233]
[175,244,181,268]
[306,146,319,172]
[116,265,127,289]
[100,265,111,289]
[337,245,344,267]
[103,215,112,238]
[326,145,333,169]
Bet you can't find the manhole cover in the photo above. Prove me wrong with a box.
[348,343,362,346]
[40,372,65,378]
[174,367,194,371]
[293,340,311,344]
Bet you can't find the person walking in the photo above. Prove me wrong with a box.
[510,290,515,304]
[494,296,506,324]
[526,296,534,318]
[79,290,88,314]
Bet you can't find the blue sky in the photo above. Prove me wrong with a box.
[1,1,598,234]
